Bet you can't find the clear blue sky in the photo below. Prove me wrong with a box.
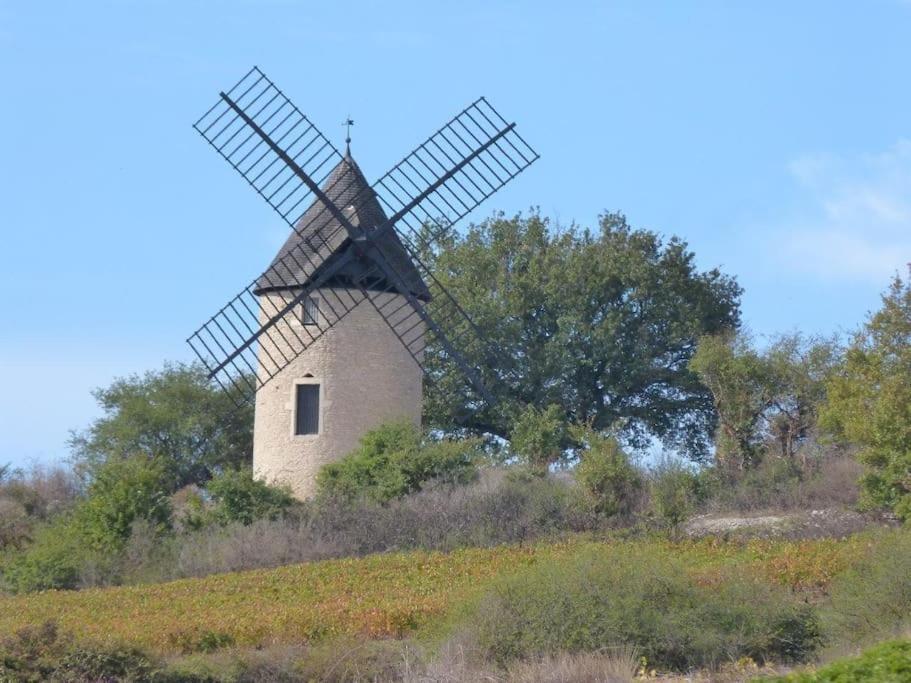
[2,1,909,468]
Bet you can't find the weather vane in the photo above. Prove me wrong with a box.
[342,116,354,154]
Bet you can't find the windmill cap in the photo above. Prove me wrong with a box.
[253,153,430,301]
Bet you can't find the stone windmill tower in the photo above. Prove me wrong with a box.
[251,151,429,499]
[187,68,538,500]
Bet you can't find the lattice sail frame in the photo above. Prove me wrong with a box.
[187,67,539,407]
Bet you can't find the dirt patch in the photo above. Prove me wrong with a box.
[684,508,891,540]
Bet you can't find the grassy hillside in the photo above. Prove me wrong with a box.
[0,534,868,656]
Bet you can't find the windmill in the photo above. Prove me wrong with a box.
[187,67,538,497]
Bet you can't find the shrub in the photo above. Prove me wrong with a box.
[154,654,239,682]
[484,469,583,540]
[119,469,587,583]
[573,429,642,518]
[167,628,236,654]
[158,640,421,683]
[0,621,71,682]
[0,498,31,551]
[118,519,179,585]
[294,638,417,683]
[159,640,641,683]
[76,455,172,552]
[703,457,803,512]
[648,457,702,531]
[825,528,911,644]
[495,649,640,683]
[460,545,820,670]
[767,639,911,682]
[169,484,209,533]
[53,643,156,682]
[157,646,299,682]
[0,620,157,682]
[1,517,91,592]
[695,453,862,514]
[794,453,862,509]
[205,468,295,526]
[316,421,480,503]
[0,457,166,592]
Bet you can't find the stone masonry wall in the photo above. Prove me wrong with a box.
[252,287,423,500]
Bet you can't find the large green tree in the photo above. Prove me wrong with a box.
[422,212,742,460]
[821,270,911,519]
[68,362,252,490]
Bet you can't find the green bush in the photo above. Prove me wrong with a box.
[53,644,156,682]
[460,545,820,670]
[1,517,91,592]
[317,421,480,503]
[825,528,911,644]
[205,468,294,526]
[765,639,911,682]
[573,429,642,518]
[76,455,172,552]
[2,457,171,592]
[648,457,702,531]
[167,628,236,655]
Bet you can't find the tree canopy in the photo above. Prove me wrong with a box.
[422,212,742,459]
[68,362,252,490]
[821,269,911,519]
[690,332,840,470]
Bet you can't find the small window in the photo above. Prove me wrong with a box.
[294,384,320,435]
[301,296,320,326]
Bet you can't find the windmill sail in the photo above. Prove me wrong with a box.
[188,67,384,403]
[187,157,395,406]
[372,97,538,253]
[361,98,539,396]
[193,67,343,230]
[187,67,538,409]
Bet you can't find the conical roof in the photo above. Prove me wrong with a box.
[254,153,429,300]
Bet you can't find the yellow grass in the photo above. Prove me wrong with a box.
[0,535,867,654]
